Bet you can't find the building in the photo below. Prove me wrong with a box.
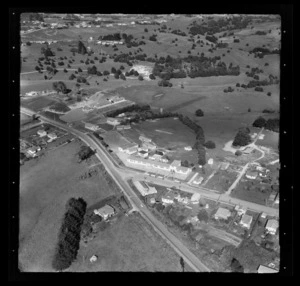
[84,122,99,131]
[152,153,162,160]
[118,143,138,155]
[139,135,152,143]
[138,150,148,158]
[208,158,214,165]
[133,180,157,196]
[193,177,204,184]
[243,147,254,154]
[162,193,175,204]
[191,193,201,203]
[142,142,156,151]
[235,206,247,216]
[257,265,279,273]
[47,133,57,140]
[246,170,258,180]
[106,117,120,125]
[26,147,37,157]
[274,193,279,205]
[175,195,189,204]
[265,219,279,235]
[214,207,231,220]
[94,205,115,220]
[37,130,47,137]
[239,214,253,229]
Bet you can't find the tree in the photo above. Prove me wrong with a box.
[252,116,266,128]
[149,74,156,80]
[232,127,251,147]
[203,140,216,149]
[197,209,209,223]
[180,257,185,272]
[111,67,117,74]
[69,73,76,80]
[195,109,204,117]
[181,160,189,167]
[78,67,82,72]
[78,41,87,55]
[267,92,272,96]
[87,65,97,75]
[138,75,144,81]
[52,81,68,94]
[144,28,148,33]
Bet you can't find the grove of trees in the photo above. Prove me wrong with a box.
[232,127,252,147]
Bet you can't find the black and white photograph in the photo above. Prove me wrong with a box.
[8,6,294,277]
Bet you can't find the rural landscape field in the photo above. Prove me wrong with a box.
[19,12,280,273]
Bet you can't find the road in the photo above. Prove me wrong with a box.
[20,107,211,272]
[21,68,88,75]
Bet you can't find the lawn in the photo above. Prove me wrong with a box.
[21,96,58,112]
[67,212,187,272]
[19,140,116,272]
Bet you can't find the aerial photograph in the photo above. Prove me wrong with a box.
[19,12,281,273]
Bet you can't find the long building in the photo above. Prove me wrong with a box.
[126,155,192,179]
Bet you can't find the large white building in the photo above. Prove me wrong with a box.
[133,180,157,196]
[126,155,191,178]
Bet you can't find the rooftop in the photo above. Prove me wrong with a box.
[257,265,279,273]
[215,207,231,219]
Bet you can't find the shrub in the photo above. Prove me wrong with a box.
[195,109,204,117]
[203,140,216,149]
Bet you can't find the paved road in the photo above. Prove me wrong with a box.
[20,107,211,272]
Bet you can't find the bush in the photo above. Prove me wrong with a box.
[138,75,144,81]
[230,258,244,273]
[195,109,204,117]
[203,140,216,149]
[197,209,209,223]
[252,116,266,128]
[235,150,242,156]
[232,127,251,147]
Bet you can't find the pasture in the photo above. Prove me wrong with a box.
[19,141,116,272]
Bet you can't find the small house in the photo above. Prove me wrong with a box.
[193,176,204,185]
[208,158,214,165]
[246,170,258,180]
[220,162,230,170]
[47,133,57,140]
[139,135,152,143]
[94,205,115,220]
[214,207,231,220]
[37,130,47,137]
[161,193,175,204]
[265,219,279,235]
[138,150,148,158]
[106,117,120,126]
[184,146,192,151]
[239,214,253,229]
[191,193,201,203]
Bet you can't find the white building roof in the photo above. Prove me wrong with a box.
[257,265,279,273]
[94,205,115,217]
[240,214,253,228]
[215,207,231,219]
[266,219,279,232]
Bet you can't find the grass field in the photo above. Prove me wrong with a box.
[67,212,187,272]
[21,96,58,111]
[19,140,116,272]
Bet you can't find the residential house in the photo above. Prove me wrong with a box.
[133,180,157,196]
[246,170,258,180]
[175,195,189,204]
[265,219,279,235]
[191,193,201,203]
[142,142,156,151]
[37,129,47,137]
[47,133,57,140]
[235,206,247,216]
[94,205,115,220]
[257,265,279,273]
[26,147,37,157]
[184,146,192,151]
[193,176,204,185]
[214,207,231,220]
[162,193,175,204]
[106,117,120,125]
[243,147,254,154]
[239,214,253,229]
[208,158,214,165]
[118,143,138,155]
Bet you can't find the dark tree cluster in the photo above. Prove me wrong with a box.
[252,117,279,132]
[203,140,216,149]
[106,104,151,118]
[77,146,95,162]
[195,109,204,117]
[52,81,69,94]
[224,86,234,93]
[52,198,87,271]
[41,45,55,57]
[232,127,252,147]
[78,41,87,55]
[171,29,187,37]
[250,47,280,58]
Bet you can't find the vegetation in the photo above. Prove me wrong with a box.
[195,109,204,117]
[52,81,69,94]
[252,116,266,128]
[52,198,87,271]
[77,146,96,162]
[232,127,251,147]
[78,41,87,55]
[203,140,216,149]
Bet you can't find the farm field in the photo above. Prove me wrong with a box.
[19,140,117,272]
[68,212,189,272]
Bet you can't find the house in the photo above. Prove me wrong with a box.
[235,206,247,216]
[37,130,47,137]
[94,205,115,220]
[214,207,231,220]
[193,176,204,185]
[26,147,37,156]
[175,165,192,175]
[139,135,152,143]
[138,150,148,158]
[191,193,201,203]
[265,219,279,235]
[47,133,57,140]
[142,142,156,150]
[118,143,138,155]
[106,117,120,125]
[243,147,254,154]
[208,158,214,165]
[175,195,189,204]
[268,192,278,203]
[257,265,279,273]
[184,146,192,151]
[133,180,157,196]
[152,153,162,160]
[246,170,258,179]
[170,160,181,169]
[162,193,175,204]
[84,122,99,131]
[239,214,253,229]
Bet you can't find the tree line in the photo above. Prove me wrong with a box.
[52,198,87,271]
